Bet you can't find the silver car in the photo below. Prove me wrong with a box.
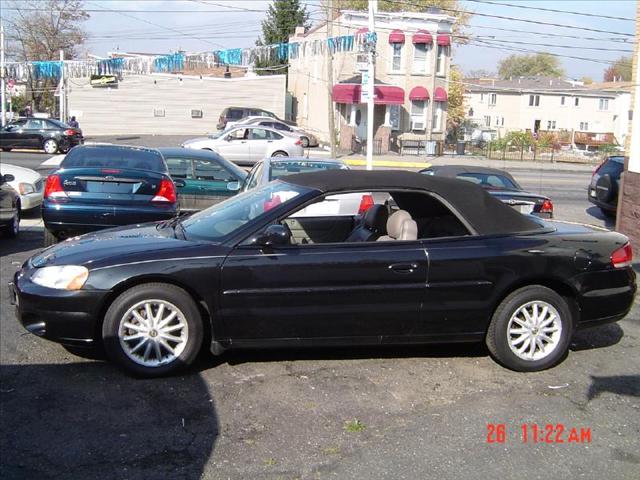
[231,116,319,148]
[181,125,304,166]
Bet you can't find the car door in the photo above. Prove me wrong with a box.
[165,156,196,210]
[23,119,46,148]
[218,213,428,343]
[191,157,241,209]
[1,120,27,148]
[247,127,271,162]
[215,128,250,162]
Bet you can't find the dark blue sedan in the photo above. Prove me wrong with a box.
[42,145,179,246]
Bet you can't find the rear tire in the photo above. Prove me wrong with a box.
[43,139,59,154]
[102,283,203,377]
[272,151,288,157]
[2,207,19,238]
[43,229,58,247]
[301,137,310,148]
[486,285,573,372]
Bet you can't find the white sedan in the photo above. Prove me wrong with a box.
[181,125,304,165]
[0,164,44,210]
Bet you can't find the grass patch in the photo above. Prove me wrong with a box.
[343,419,366,433]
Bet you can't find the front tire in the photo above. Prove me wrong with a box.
[43,138,59,154]
[1,147,11,152]
[2,208,19,238]
[271,151,288,157]
[486,286,573,372]
[102,283,203,377]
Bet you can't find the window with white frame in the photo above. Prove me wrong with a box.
[495,116,500,126]
[412,43,430,73]
[410,100,426,130]
[599,98,609,110]
[574,97,580,106]
[560,96,566,106]
[579,121,589,130]
[436,45,447,75]
[479,93,485,102]
[389,105,401,131]
[484,115,491,127]
[489,93,497,106]
[529,95,540,107]
[432,102,444,131]
[547,120,556,130]
[501,117,504,126]
[391,43,403,72]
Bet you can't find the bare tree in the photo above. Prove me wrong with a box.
[5,0,89,112]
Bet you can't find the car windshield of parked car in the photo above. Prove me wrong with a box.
[208,130,229,140]
[456,173,519,190]
[61,147,166,172]
[181,181,311,242]
[271,161,348,180]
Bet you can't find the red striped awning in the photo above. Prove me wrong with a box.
[332,83,404,105]
[409,86,429,101]
[388,29,405,44]
[412,30,433,44]
[434,87,448,102]
[437,34,451,46]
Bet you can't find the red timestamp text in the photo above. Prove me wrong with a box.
[486,423,592,444]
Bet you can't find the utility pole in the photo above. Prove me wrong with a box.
[326,0,336,157]
[365,0,377,170]
[1,23,6,127]
[59,50,65,121]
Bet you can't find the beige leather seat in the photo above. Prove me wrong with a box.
[377,210,418,241]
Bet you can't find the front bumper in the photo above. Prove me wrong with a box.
[20,192,43,210]
[9,270,110,346]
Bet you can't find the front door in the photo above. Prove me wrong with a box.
[216,128,250,162]
[191,158,239,209]
[219,241,428,344]
[534,119,541,134]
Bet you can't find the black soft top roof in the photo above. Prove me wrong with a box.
[283,170,541,235]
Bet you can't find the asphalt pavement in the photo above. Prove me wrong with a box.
[1,145,637,480]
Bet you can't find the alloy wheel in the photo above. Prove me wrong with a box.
[43,139,58,154]
[507,300,562,361]
[118,299,189,367]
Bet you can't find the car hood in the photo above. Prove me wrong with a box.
[28,223,226,270]
[0,164,42,184]
[182,137,214,148]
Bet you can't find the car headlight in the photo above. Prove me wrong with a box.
[31,265,89,290]
[18,182,35,195]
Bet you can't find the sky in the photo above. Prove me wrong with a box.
[4,0,637,80]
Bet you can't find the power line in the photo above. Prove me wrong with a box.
[466,0,634,22]
[470,24,634,44]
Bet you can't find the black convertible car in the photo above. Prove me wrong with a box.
[10,171,635,377]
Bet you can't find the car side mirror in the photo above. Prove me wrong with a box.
[227,181,240,191]
[251,224,290,247]
[225,136,233,142]
[2,174,15,183]
[174,179,186,188]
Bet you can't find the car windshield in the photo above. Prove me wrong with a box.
[456,173,519,190]
[271,161,348,180]
[48,119,69,129]
[208,130,228,140]
[181,181,311,242]
[61,147,166,172]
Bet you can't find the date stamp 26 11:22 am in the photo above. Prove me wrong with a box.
[487,423,592,444]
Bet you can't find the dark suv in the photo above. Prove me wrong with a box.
[588,155,625,217]
[217,107,276,130]
[42,145,180,246]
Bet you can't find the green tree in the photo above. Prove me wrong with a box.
[497,53,564,80]
[581,76,593,85]
[446,65,465,136]
[255,0,310,75]
[603,56,632,82]
[5,0,89,113]
[337,0,470,39]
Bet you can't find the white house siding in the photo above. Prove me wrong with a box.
[67,74,286,136]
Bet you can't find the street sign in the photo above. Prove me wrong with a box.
[360,71,369,102]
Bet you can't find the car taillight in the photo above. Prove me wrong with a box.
[540,199,553,213]
[611,243,632,269]
[152,178,177,203]
[64,129,76,136]
[358,194,374,215]
[44,174,67,199]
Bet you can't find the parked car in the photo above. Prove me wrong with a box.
[0,164,44,211]
[42,144,180,246]
[217,106,278,130]
[160,148,247,211]
[10,170,635,377]
[232,116,319,147]
[420,165,554,218]
[0,117,83,154]
[181,125,304,165]
[588,155,625,217]
[0,172,20,238]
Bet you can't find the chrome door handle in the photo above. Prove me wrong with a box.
[388,263,418,274]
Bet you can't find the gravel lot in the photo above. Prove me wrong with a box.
[0,165,638,479]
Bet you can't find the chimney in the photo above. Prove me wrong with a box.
[294,26,306,37]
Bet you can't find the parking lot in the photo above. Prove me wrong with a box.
[1,152,638,480]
